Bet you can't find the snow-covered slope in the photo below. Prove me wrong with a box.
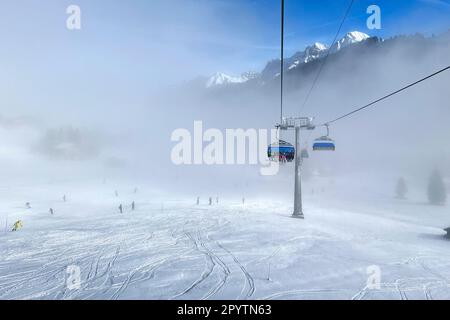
[1,179,449,300]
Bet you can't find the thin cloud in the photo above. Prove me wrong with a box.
[419,0,450,8]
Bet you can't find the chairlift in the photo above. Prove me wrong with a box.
[313,125,336,151]
[301,148,309,159]
[268,140,295,163]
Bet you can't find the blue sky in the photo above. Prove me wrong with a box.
[0,0,449,118]
[199,0,450,73]
[1,1,449,79]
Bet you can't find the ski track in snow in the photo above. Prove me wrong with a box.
[1,187,450,300]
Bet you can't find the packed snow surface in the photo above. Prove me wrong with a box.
[0,180,449,300]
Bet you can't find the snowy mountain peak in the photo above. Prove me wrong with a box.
[205,72,257,88]
[210,31,372,84]
[346,31,370,42]
[304,42,328,61]
[311,42,328,51]
[333,31,370,51]
[206,73,239,88]
[287,42,328,70]
[205,73,229,88]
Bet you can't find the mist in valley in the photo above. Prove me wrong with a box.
[0,1,449,205]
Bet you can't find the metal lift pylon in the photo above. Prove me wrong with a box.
[277,117,315,219]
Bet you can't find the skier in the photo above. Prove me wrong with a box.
[12,220,23,232]
[209,197,213,206]
[63,195,66,202]
[242,197,245,205]
[131,201,135,211]
[119,204,123,214]
[50,208,54,215]
[196,197,200,205]
[26,202,31,209]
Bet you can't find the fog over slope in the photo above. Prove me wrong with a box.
[1,30,449,199]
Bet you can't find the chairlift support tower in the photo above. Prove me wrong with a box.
[277,117,315,218]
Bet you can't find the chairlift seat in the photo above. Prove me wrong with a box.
[301,149,309,159]
[313,136,336,151]
[268,140,295,162]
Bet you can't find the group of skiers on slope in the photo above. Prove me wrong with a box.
[11,195,66,232]
[196,196,219,206]
[28,192,138,215]
[118,201,136,214]
[12,189,139,232]
[115,189,139,214]
[196,197,245,206]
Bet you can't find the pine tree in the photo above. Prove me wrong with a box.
[427,169,447,205]
[396,177,408,199]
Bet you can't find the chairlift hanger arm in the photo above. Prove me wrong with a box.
[276,117,316,130]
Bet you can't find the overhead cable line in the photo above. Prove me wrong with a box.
[280,0,285,123]
[299,0,355,114]
[322,65,450,126]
